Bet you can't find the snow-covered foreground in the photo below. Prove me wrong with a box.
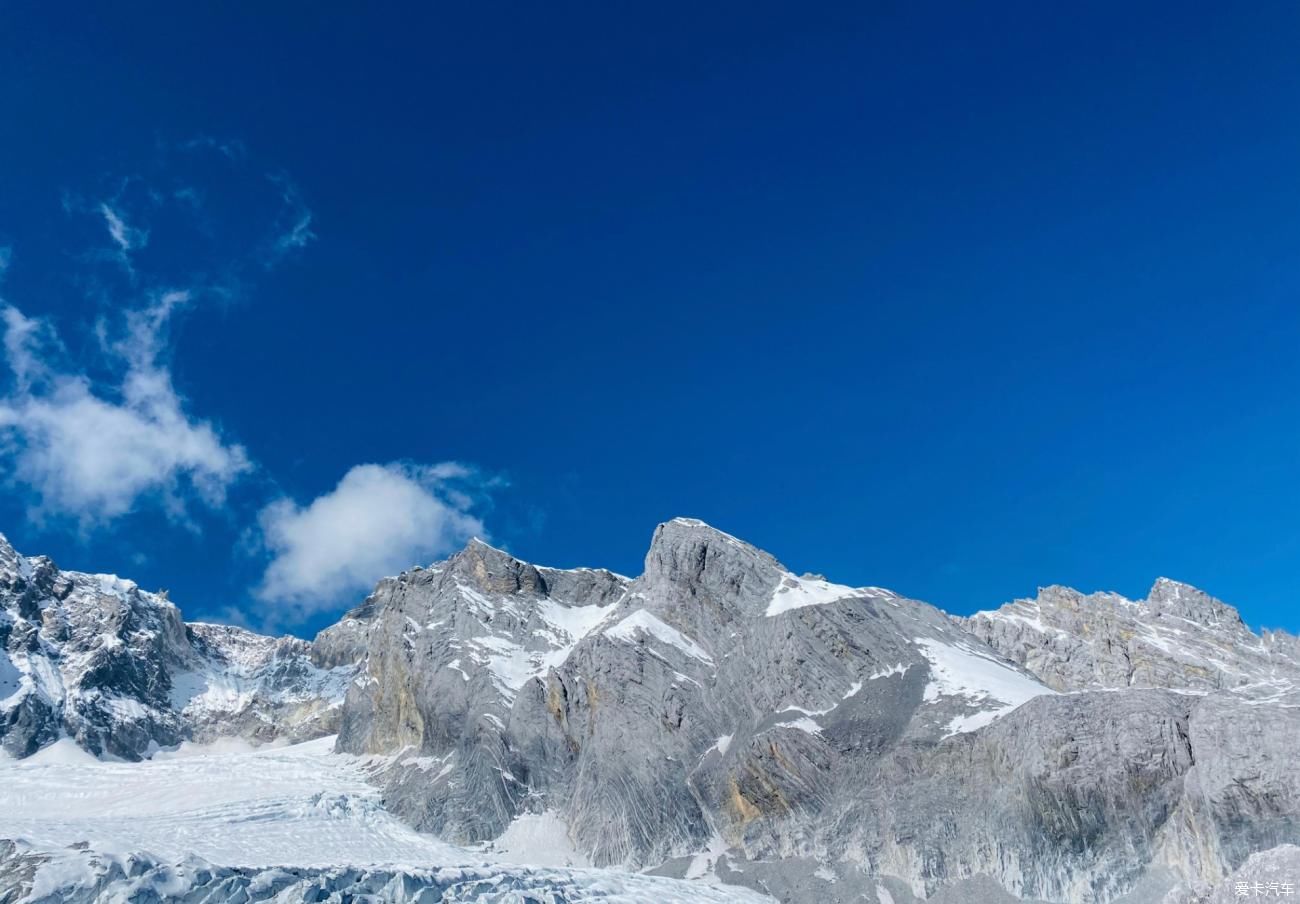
[0,736,769,903]
[0,736,462,868]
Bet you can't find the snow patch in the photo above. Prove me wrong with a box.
[25,737,103,765]
[484,811,591,868]
[765,573,862,617]
[94,573,139,597]
[0,649,21,707]
[605,610,715,666]
[779,679,865,719]
[684,833,730,883]
[537,598,620,643]
[914,637,1054,735]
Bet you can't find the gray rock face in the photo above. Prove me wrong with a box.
[960,578,1300,694]
[332,537,631,842]
[509,519,1051,871]
[337,519,1300,903]
[1157,693,1300,894]
[0,534,354,760]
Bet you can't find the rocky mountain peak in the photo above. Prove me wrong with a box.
[446,537,547,596]
[1146,576,1244,628]
[641,518,783,615]
[0,541,35,619]
[1031,583,1131,613]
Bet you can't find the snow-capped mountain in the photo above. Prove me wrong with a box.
[0,533,353,759]
[2,519,1299,903]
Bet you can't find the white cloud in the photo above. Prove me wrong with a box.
[99,203,147,254]
[0,294,250,526]
[1,306,53,392]
[256,462,485,615]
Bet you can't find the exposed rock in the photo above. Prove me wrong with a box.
[333,537,631,842]
[959,579,1300,695]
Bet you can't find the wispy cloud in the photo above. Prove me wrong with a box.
[178,136,249,162]
[98,202,147,255]
[254,462,486,620]
[266,175,316,263]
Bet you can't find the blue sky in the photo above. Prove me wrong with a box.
[1,2,1299,635]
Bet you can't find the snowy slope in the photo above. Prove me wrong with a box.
[0,735,458,867]
[914,636,1055,735]
[0,735,770,903]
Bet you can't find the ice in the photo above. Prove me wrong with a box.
[0,735,464,868]
[14,844,771,903]
[0,735,770,902]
